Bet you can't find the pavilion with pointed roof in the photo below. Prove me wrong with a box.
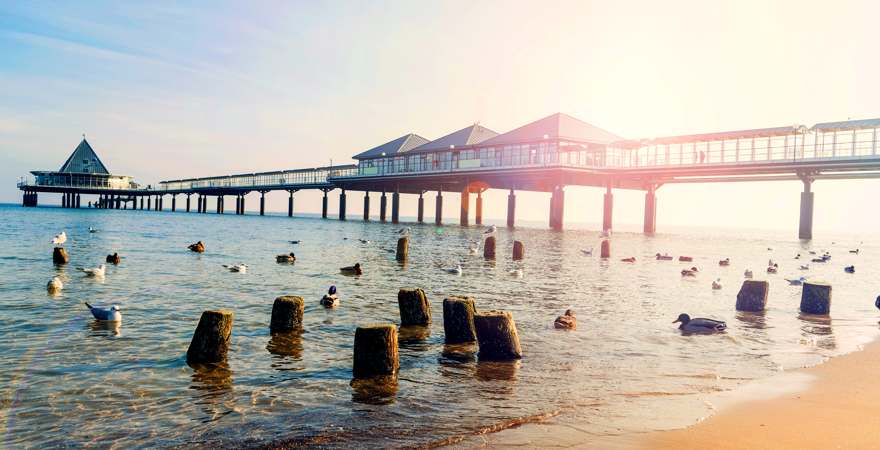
[30,138,137,190]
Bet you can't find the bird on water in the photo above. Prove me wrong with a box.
[78,264,106,278]
[321,285,339,308]
[673,313,726,333]
[85,302,122,322]
[47,276,63,294]
[340,263,362,275]
[52,231,67,245]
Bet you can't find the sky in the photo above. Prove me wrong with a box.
[1,0,878,233]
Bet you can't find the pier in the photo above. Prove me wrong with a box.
[17,114,880,239]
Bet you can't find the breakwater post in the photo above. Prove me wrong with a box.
[186,310,234,365]
[398,288,430,326]
[270,296,305,333]
[443,296,477,343]
[474,310,522,360]
[353,324,399,378]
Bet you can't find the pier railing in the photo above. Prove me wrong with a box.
[17,178,141,190]
[158,164,358,191]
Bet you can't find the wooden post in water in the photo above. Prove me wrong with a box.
[483,236,496,259]
[800,282,832,314]
[398,288,430,326]
[736,280,769,312]
[396,237,409,262]
[474,310,522,360]
[186,310,233,365]
[270,296,305,333]
[512,240,524,260]
[600,239,611,258]
[443,296,477,344]
[52,247,69,264]
[353,324,399,379]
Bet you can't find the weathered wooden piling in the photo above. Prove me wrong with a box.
[353,324,399,378]
[443,296,477,344]
[512,240,525,260]
[397,288,431,326]
[600,239,610,258]
[186,310,233,365]
[52,247,69,264]
[800,281,832,315]
[484,236,496,259]
[474,310,522,360]
[736,280,769,312]
[396,237,409,262]
[270,296,305,333]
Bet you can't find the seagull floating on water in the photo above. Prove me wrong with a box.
[397,227,411,235]
[47,276,63,294]
[85,302,122,322]
[78,264,106,277]
[444,265,463,275]
[786,276,807,286]
[51,231,67,246]
[673,313,726,333]
[222,263,248,273]
[712,278,722,290]
[743,269,753,279]
[484,225,497,234]
[581,248,593,256]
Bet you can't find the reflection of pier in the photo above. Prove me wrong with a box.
[17,114,880,238]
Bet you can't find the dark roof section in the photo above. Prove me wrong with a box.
[812,118,880,132]
[353,133,431,160]
[480,113,624,146]
[409,124,499,153]
[58,139,110,174]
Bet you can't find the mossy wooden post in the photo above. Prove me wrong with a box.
[484,236,496,259]
[800,282,832,315]
[270,296,304,333]
[443,296,477,344]
[52,247,69,264]
[736,280,769,312]
[474,310,522,360]
[187,310,233,365]
[398,288,431,326]
[512,240,524,260]
[600,239,610,258]
[353,324,399,379]
[396,237,409,262]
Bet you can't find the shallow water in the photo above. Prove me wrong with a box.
[0,204,877,448]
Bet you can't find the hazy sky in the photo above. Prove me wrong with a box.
[1,1,878,233]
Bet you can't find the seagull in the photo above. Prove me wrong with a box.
[78,264,106,277]
[581,248,593,256]
[397,227,411,235]
[786,276,807,285]
[849,249,859,254]
[88,227,98,233]
[222,263,248,273]
[85,302,122,322]
[51,231,67,245]
[743,269,753,279]
[444,265,463,275]
[47,277,63,293]
[712,278,722,290]
[358,239,371,244]
[509,268,523,278]
[484,225,497,234]
[799,264,810,270]
[468,245,479,255]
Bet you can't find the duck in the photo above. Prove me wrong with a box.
[845,265,855,273]
[340,263,363,275]
[554,309,577,330]
[276,252,296,263]
[581,248,593,256]
[743,269,753,279]
[711,278,722,290]
[51,231,67,246]
[88,227,98,233]
[444,265,463,276]
[766,265,778,274]
[320,285,339,308]
[678,256,693,262]
[78,264,106,278]
[681,268,697,277]
[105,253,121,265]
[188,241,205,253]
[509,268,523,278]
[718,258,730,266]
[47,276,63,294]
[875,295,880,311]
[849,249,860,254]
[85,302,122,322]
[794,253,801,259]
[673,313,726,333]
[358,239,371,244]
[222,263,248,273]
[799,264,810,270]
[808,250,817,255]
[621,257,636,263]
[289,240,301,244]
[786,276,807,286]
[655,253,673,261]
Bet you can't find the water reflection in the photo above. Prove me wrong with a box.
[398,325,431,349]
[267,329,304,360]
[351,375,398,405]
[87,319,121,337]
[189,362,236,422]
[735,311,767,329]
[440,342,477,362]
[797,313,837,350]
[475,360,519,382]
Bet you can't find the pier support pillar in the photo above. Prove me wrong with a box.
[363,192,370,221]
[460,187,469,226]
[507,190,516,228]
[475,191,483,225]
[261,192,267,216]
[799,179,814,240]
[197,196,202,213]
[171,195,176,212]
[435,190,443,225]
[76,194,81,208]
[288,191,294,217]
[549,186,565,231]
[234,195,240,215]
[339,190,347,220]
[140,196,144,210]
[158,196,163,211]
[380,191,387,222]
[321,190,327,218]
[391,188,400,224]
[216,196,222,214]
[417,193,424,223]
[186,194,191,212]
[603,182,614,233]
[644,184,657,234]
[147,196,152,211]
[62,193,67,208]
[240,195,245,214]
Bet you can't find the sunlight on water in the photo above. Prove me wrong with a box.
[0,204,877,448]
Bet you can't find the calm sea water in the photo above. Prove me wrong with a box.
[1,203,878,448]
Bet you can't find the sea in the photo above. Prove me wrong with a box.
[0,203,877,448]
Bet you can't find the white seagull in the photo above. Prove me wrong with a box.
[484,225,497,234]
[47,277,63,293]
[398,227,411,235]
[509,268,524,278]
[444,265,463,275]
[581,248,593,256]
[51,231,67,245]
[85,302,122,322]
[222,263,248,273]
[78,264,106,277]
[712,278,722,290]
[786,276,808,286]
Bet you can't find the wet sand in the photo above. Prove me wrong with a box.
[471,341,880,449]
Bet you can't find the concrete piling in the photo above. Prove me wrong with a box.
[736,280,769,312]
[353,324,399,379]
[600,239,611,258]
[396,237,409,262]
[270,296,305,333]
[186,310,234,365]
[800,281,832,314]
[443,296,477,344]
[484,236,496,259]
[398,288,431,326]
[474,310,522,360]
[52,247,69,264]
[512,240,524,260]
